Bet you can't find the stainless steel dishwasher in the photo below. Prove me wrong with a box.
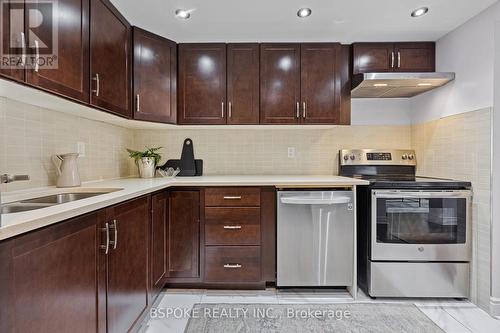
[277,190,354,287]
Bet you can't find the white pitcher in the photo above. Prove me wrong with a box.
[52,153,81,188]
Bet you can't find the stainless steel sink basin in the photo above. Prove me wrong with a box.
[1,203,54,214]
[20,192,107,204]
[1,188,123,214]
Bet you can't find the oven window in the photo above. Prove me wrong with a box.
[376,197,467,244]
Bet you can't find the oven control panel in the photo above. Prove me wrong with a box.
[339,149,417,166]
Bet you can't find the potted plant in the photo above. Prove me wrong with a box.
[127,147,162,178]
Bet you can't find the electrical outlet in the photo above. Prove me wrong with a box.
[287,147,296,158]
[77,141,86,157]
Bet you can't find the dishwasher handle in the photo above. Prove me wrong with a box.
[280,196,351,205]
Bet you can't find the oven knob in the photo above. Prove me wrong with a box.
[343,155,349,161]
[402,154,408,160]
[350,154,356,160]
[408,154,415,160]
[418,246,424,252]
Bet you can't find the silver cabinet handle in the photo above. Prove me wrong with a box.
[100,223,110,254]
[136,94,140,112]
[228,102,232,118]
[34,40,40,72]
[20,32,26,66]
[221,102,224,118]
[223,225,242,230]
[223,196,241,200]
[109,219,118,250]
[92,74,100,96]
[397,51,401,68]
[302,102,306,118]
[224,264,242,269]
[391,51,395,68]
[296,102,300,118]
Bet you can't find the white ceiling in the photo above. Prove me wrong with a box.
[111,0,498,43]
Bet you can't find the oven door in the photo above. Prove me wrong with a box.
[371,190,471,261]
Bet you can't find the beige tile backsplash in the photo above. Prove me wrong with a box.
[0,97,136,191]
[412,108,492,310]
[133,126,412,175]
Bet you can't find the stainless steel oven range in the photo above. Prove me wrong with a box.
[339,149,472,298]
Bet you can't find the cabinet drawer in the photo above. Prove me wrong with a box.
[205,187,260,207]
[205,208,261,245]
[205,246,261,282]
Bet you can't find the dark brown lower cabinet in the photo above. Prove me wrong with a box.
[0,187,276,332]
[103,196,150,333]
[166,190,201,280]
[151,191,169,300]
[0,211,103,333]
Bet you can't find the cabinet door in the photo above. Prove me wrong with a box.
[352,43,395,74]
[133,27,176,123]
[26,0,90,102]
[0,212,102,333]
[90,0,131,117]
[0,0,25,81]
[105,196,150,333]
[178,43,226,124]
[151,191,168,299]
[394,42,435,72]
[260,43,300,124]
[167,190,200,278]
[300,43,341,124]
[227,43,259,124]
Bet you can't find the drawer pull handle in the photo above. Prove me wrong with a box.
[223,225,242,230]
[100,223,109,254]
[109,219,118,250]
[223,196,242,200]
[224,264,242,269]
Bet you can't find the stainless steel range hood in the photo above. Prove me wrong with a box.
[351,72,455,98]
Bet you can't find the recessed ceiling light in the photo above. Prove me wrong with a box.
[374,83,388,87]
[175,9,191,19]
[411,7,429,18]
[297,8,312,18]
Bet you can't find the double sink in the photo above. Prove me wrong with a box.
[1,189,122,214]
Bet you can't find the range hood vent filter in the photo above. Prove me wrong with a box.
[351,72,455,98]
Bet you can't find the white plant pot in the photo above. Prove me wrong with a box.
[137,157,156,178]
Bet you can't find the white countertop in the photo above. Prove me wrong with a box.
[0,175,368,240]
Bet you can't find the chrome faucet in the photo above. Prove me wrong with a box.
[1,174,30,225]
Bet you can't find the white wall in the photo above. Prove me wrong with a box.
[411,2,500,123]
[491,16,500,318]
[351,99,412,125]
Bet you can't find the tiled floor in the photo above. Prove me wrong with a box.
[141,289,500,333]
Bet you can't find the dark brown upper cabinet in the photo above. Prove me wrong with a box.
[0,0,25,82]
[260,43,348,125]
[133,27,176,124]
[227,43,260,124]
[260,43,301,124]
[90,0,131,118]
[0,0,90,102]
[301,43,342,124]
[394,42,435,72]
[178,43,227,124]
[352,42,435,74]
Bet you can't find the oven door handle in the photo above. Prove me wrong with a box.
[373,190,471,199]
